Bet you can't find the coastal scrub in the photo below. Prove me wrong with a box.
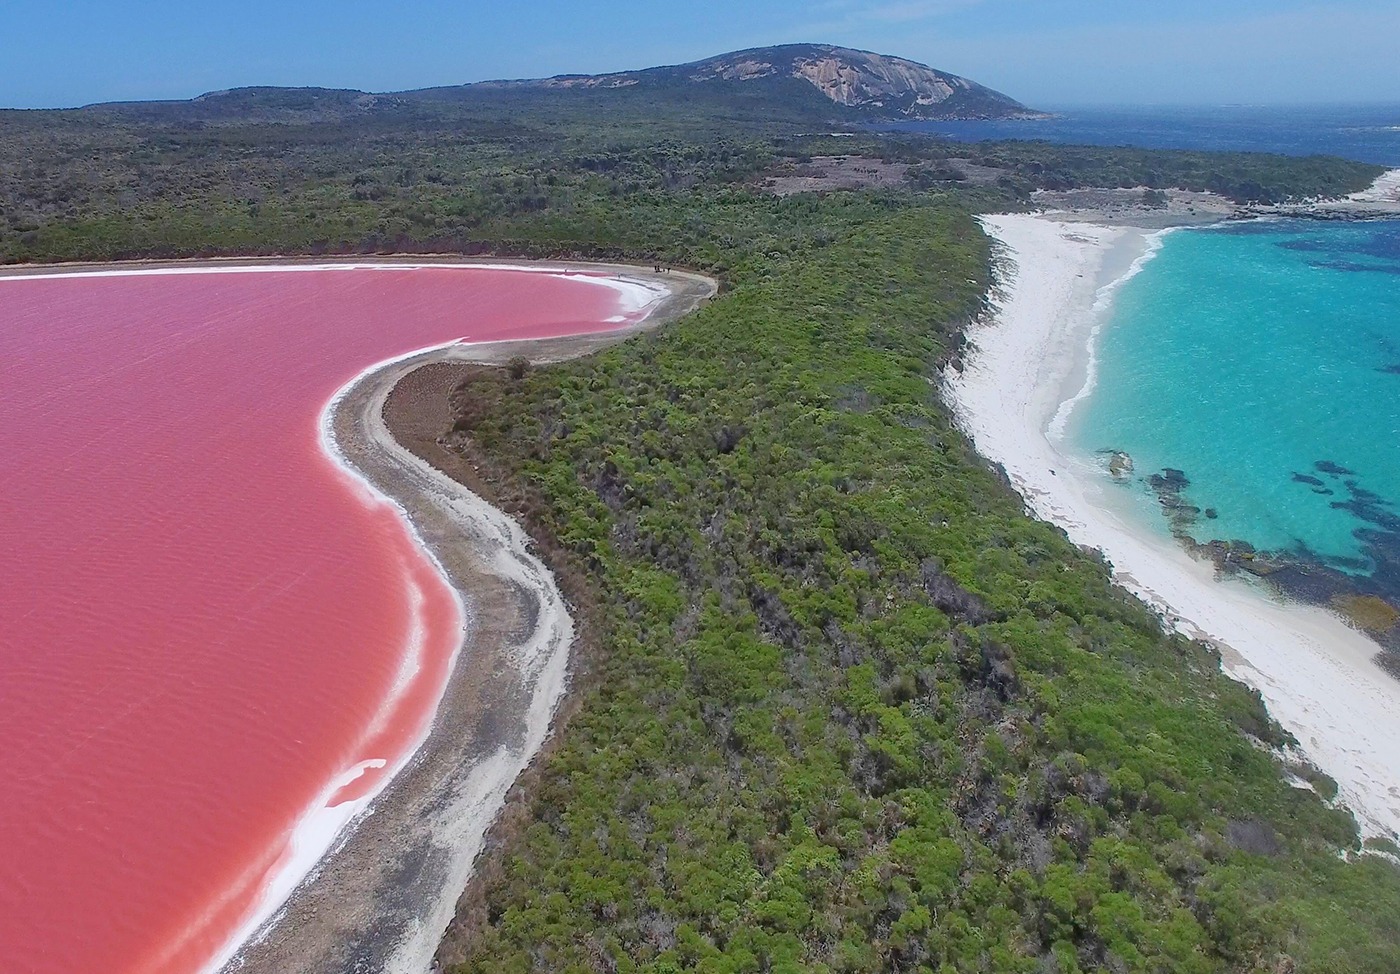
[435,193,1400,972]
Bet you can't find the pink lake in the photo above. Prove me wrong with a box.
[0,264,651,974]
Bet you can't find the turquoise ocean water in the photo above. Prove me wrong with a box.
[1067,219,1400,590]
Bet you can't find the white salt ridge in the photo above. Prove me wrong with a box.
[945,214,1400,844]
[192,336,477,974]
[0,259,671,310]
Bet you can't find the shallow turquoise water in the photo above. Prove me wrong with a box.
[1068,219,1400,575]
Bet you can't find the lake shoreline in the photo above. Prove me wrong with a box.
[944,211,1400,843]
[215,262,715,974]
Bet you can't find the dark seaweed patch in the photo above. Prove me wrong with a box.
[1280,228,1400,264]
[1308,260,1400,276]
[1146,463,1400,659]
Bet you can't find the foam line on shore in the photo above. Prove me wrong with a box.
[945,213,1400,843]
[1045,227,1174,442]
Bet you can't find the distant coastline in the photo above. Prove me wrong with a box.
[878,104,1400,169]
[944,192,1400,843]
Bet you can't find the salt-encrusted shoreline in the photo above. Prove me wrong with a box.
[0,256,712,973]
[944,213,1400,842]
[219,261,715,974]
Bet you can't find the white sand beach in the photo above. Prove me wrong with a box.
[1351,167,1400,203]
[945,214,1400,842]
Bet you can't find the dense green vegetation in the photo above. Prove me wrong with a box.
[941,141,1383,204]
[0,84,1381,264]
[433,190,1400,974]
[3,78,1396,972]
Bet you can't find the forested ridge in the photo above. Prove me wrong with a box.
[3,83,1397,973]
[0,83,1382,265]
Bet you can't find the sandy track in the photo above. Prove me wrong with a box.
[224,265,714,974]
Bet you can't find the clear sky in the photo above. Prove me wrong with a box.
[3,0,1398,110]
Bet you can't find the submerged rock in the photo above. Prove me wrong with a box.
[1333,594,1400,634]
[1107,451,1134,480]
[1316,459,1357,477]
[1148,468,1190,490]
[1146,468,1200,537]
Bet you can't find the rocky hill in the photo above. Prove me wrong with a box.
[67,44,1040,127]
[468,43,1044,121]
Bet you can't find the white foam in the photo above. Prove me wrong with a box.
[1046,227,1174,442]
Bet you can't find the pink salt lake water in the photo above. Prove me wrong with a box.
[0,265,648,974]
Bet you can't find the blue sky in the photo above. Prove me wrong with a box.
[2,1,1398,109]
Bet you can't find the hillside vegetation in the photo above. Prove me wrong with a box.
[0,120,1381,267]
[431,190,1400,973]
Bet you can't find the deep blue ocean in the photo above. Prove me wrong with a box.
[885,104,1400,166]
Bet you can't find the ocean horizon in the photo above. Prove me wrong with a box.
[885,103,1400,167]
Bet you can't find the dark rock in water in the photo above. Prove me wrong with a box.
[1106,450,1134,479]
[1154,464,1400,653]
[1148,468,1190,490]
[1374,651,1400,682]
[1146,467,1201,539]
[1332,594,1400,634]
[1204,508,1218,519]
[1316,460,1356,477]
[1344,481,1390,508]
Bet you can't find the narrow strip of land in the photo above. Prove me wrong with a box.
[225,263,714,973]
